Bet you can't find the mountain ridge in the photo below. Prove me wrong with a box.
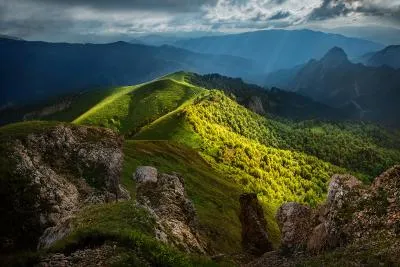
[174,29,383,72]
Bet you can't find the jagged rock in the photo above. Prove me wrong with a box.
[239,193,273,256]
[0,124,129,251]
[276,202,311,251]
[134,167,206,254]
[249,166,400,266]
[327,174,362,207]
[277,166,400,255]
[38,217,74,249]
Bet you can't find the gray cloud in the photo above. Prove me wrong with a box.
[268,11,291,20]
[0,0,399,42]
[29,0,217,12]
[309,0,400,22]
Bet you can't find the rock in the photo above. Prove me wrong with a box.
[275,166,400,255]
[134,166,158,184]
[239,193,273,256]
[306,222,329,253]
[0,124,129,251]
[276,202,311,251]
[327,174,362,207]
[135,167,206,254]
[38,243,121,267]
[38,217,74,249]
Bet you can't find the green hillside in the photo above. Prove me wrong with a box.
[2,72,400,265]
[69,71,400,216]
[74,74,204,136]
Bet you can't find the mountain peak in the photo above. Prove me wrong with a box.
[321,47,349,65]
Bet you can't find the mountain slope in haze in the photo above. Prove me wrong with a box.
[1,70,352,126]
[266,47,400,126]
[174,29,383,72]
[0,38,255,107]
[187,73,348,121]
[364,45,400,69]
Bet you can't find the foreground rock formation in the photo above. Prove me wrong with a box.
[239,193,273,256]
[249,166,400,266]
[0,124,129,252]
[134,166,207,254]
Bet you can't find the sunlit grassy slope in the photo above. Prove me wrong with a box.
[4,71,400,262]
[71,71,400,230]
[121,140,253,253]
[73,72,204,135]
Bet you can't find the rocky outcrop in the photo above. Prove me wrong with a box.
[277,166,400,254]
[239,193,273,256]
[0,124,129,252]
[134,166,206,254]
[248,166,400,266]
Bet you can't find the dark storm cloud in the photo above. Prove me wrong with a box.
[309,0,400,22]
[29,0,218,12]
[309,0,350,20]
[268,11,291,20]
[1,0,400,42]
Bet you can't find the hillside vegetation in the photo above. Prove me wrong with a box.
[74,75,204,136]
[2,72,400,265]
[68,72,400,212]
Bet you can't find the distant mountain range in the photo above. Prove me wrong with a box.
[363,45,400,69]
[174,29,383,72]
[0,38,256,106]
[265,47,400,126]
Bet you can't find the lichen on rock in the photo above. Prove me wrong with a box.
[134,166,207,254]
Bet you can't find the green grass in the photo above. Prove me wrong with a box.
[73,84,139,125]
[38,87,122,122]
[49,201,215,267]
[74,78,204,136]
[122,140,251,253]
[4,72,399,265]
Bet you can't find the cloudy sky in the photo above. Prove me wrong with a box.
[1,0,400,43]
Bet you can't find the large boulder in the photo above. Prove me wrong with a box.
[0,124,129,252]
[134,166,206,254]
[239,193,273,256]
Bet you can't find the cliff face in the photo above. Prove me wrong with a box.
[0,124,129,252]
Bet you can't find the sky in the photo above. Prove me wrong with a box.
[1,0,400,44]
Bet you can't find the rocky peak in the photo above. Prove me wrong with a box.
[134,166,207,254]
[321,47,349,67]
[239,193,273,256]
